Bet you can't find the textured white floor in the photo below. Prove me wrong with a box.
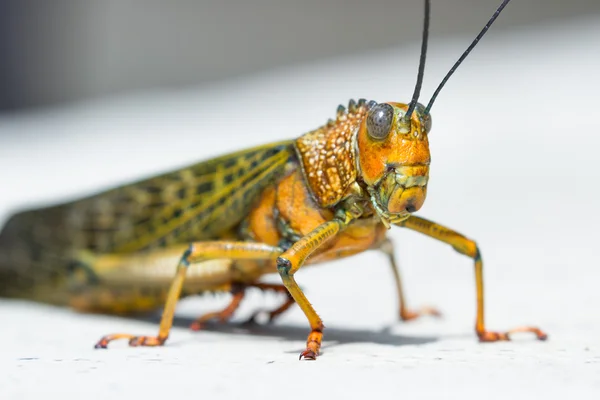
[1,14,600,400]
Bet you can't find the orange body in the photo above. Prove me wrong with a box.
[244,100,429,272]
[245,168,388,268]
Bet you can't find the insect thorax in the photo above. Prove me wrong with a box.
[294,99,374,208]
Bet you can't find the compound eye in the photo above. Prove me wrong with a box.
[422,113,432,133]
[413,102,431,134]
[366,103,394,140]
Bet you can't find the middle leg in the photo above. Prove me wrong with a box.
[397,215,547,342]
[378,237,441,321]
[189,282,295,330]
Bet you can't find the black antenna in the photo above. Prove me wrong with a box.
[405,0,430,121]
[425,0,511,115]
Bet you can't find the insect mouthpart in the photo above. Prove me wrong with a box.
[368,165,429,228]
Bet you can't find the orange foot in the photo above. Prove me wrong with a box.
[94,334,167,349]
[299,349,318,360]
[299,331,322,360]
[478,326,548,342]
[400,306,442,322]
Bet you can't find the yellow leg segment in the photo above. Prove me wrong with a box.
[379,237,441,321]
[94,241,283,349]
[398,215,547,342]
[276,218,349,360]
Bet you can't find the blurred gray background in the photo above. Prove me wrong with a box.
[1,0,599,113]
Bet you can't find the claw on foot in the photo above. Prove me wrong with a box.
[94,339,110,349]
[478,326,548,342]
[94,334,166,349]
[401,306,442,321]
[299,349,318,360]
[299,333,322,360]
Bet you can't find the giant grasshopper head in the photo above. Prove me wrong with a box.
[356,101,431,226]
[356,0,510,227]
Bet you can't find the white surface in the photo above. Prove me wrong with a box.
[1,15,600,399]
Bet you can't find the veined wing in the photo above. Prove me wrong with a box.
[0,141,295,259]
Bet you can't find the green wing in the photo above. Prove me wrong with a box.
[1,141,295,258]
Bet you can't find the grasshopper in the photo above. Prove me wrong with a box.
[0,0,546,360]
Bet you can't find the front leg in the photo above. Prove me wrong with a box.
[276,211,355,360]
[397,215,547,342]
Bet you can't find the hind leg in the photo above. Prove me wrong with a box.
[93,241,284,348]
[67,246,192,315]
